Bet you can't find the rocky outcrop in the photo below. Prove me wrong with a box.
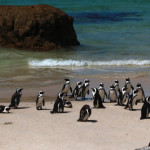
[0,5,80,50]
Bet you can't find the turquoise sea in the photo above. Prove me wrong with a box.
[0,0,150,90]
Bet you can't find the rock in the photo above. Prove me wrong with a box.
[0,5,80,50]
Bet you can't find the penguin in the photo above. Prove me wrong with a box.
[124,78,134,96]
[36,91,45,110]
[51,93,64,114]
[136,83,145,103]
[121,87,129,105]
[70,82,82,100]
[92,88,105,108]
[77,104,91,121]
[125,89,139,110]
[61,78,72,96]
[140,96,150,120]
[114,80,122,105]
[82,79,90,100]
[9,88,23,108]
[0,105,10,113]
[108,85,118,103]
[98,83,107,102]
[63,98,72,108]
[114,80,120,94]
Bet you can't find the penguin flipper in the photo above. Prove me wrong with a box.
[61,84,66,92]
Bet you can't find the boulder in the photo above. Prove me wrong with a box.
[0,5,80,50]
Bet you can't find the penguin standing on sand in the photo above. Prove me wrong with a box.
[92,88,105,108]
[82,79,90,100]
[61,78,72,96]
[124,78,134,96]
[108,85,118,103]
[9,88,23,108]
[125,89,139,110]
[114,80,122,105]
[36,91,45,110]
[127,84,145,109]
[121,87,128,105]
[140,96,150,120]
[77,104,91,121]
[0,105,10,113]
[136,83,145,103]
[98,83,107,102]
[70,82,82,100]
[51,93,64,113]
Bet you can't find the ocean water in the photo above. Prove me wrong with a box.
[0,0,150,89]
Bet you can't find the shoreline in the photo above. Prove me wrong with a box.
[0,75,150,103]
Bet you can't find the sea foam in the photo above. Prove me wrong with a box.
[28,59,150,68]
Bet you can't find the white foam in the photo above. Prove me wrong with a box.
[28,59,150,68]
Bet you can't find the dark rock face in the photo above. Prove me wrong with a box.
[0,5,80,50]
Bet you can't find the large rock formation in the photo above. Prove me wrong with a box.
[0,5,80,50]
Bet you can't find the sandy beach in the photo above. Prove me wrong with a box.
[0,77,150,150]
[0,101,149,150]
[0,76,150,150]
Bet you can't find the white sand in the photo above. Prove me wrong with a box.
[0,101,149,150]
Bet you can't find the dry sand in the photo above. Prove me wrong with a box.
[0,100,149,150]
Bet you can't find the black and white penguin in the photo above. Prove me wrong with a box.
[140,96,150,120]
[124,78,134,96]
[114,80,122,105]
[136,83,145,103]
[36,91,45,110]
[98,83,107,102]
[121,87,128,105]
[92,88,105,108]
[0,105,10,113]
[77,104,91,121]
[51,93,64,114]
[70,82,82,100]
[63,98,72,108]
[9,88,23,108]
[108,85,118,103]
[61,78,72,96]
[125,89,139,110]
[82,79,90,100]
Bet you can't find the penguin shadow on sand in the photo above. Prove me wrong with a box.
[16,107,30,109]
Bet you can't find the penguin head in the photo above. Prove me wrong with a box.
[16,88,23,94]
[91,87,96,92]
[3,106,10,113]
[84,79,90,83]
[77,82,82,85]
[115,80,119,83]
[39,91,44,95]
[137,83,141,88]
[58,92,63,99]
[99,83,104,87]
[65,78,70,84]
[133,89,138,94]
[122,87,127,91]
[126,78,130,82]
[110,85,115,89]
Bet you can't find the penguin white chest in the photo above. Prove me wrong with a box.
[37,97,44,107]
[63,84,70,93]
[99,89,105,99]
[110,91,117,100]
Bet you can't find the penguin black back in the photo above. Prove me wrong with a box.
[77,104,91,121]
[9,88,23,108]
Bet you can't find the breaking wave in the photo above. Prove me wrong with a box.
[28,59,150,68]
